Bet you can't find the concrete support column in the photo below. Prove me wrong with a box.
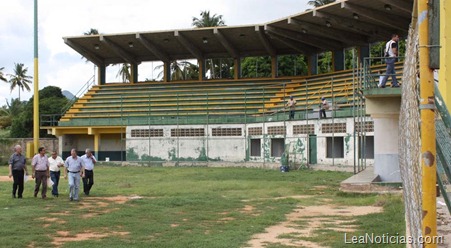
[366,95,401,182]
[198,59,206,80]
[308,54,317,76]
[94,133,100,159]
[163,61,170,82]
[130,63,138,84]
[372,114,400,182]
[333,49,344,71]
[358,45,370,65]
[271,56,278,78]
[234,58,241,80]
[97,65,106,85]
[58,135,64,157]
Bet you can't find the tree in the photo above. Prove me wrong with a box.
[192,11,226,79]
[241,56,272,78]
[155,61,198,81]
[8,63,32,101]
[192,11,225,28]
[307,0,336,8]
[83,28,99,36]
[0,67,7,82]
[10,86,68,138]
[116,63,131,83]
[0,98,25,129]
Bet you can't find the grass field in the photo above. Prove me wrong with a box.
[0,166,405,248]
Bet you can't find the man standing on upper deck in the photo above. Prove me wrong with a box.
[379,34,400,88]
[286,96,297,120]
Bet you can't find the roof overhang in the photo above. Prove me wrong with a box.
[64,0,413,66]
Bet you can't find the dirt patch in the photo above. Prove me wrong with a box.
[0,176,11,182]
[51,230,129,247]
[242,195,312,202]
[37,217,66,226]
[246,204,383,248]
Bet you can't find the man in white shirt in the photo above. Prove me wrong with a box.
[379,34,400,88]
[81,148,96,196]
[48,151,64,197]
[31,147,50,199]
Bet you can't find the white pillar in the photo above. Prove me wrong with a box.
[373,114,401,182]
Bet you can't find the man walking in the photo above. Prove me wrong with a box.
[48,151,64,197]
[31,147,50,199]
[81,148,96,196]
[8,145,28,198]
[64,149,85,201]
[379,34,400,88]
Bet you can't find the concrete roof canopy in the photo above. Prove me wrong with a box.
[64,0,413,66]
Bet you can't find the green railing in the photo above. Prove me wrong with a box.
[41,75,363,127]
[435,82,451,214]
[362,57,404,89]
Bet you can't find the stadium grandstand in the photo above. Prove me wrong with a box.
[42,0,412,180]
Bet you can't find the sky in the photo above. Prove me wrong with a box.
[0,0,310,107]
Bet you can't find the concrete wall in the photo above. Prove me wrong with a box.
[0,138,58,164]
[125,118,374,166]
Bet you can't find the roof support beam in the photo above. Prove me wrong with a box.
[255,26,276,57]
[341,2,410,30]
[312,10,390,41]
[64,38,104,66]
[288,17,368,46]
[174,31,203,60]
[265,25,342,50]
[378,0,413,14]
[136,33,170,63]
[267,32,311,55]
[213,29,239,58]
[100,35,139,64]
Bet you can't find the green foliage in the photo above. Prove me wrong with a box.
[318,51,332,74]
[0,98,25,129]
[8,63,32,101]
[10,86,68,138]
[192,10,225,28]
[307,0,336,8]
[241,56,272,78]
[277,55,308,77]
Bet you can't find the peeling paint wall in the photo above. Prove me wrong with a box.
[124,118,374,166]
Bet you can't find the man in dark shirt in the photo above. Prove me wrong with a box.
[8,145,29,198]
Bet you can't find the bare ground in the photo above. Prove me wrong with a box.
[245,199,383,248]
[37,195,143,247]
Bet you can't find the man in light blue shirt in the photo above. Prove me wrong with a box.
[81,148,96,196]
[64,149,85,201]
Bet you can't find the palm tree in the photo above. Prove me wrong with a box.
[155,61,198,81]
[116,63,131,83]
[192,11,225,28]
[83,28,99,36]
[307,0,336,8]
[8,63,32,101]
[0,67,7,82]
[192,11,226,79]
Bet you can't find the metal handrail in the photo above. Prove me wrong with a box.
[61,75,95,115]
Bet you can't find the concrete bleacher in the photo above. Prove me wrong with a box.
[57,62,404,126]
[59,79,290,126]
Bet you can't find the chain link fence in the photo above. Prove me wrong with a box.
[398,21,422,247]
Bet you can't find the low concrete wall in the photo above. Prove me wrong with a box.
[0,138,59,164]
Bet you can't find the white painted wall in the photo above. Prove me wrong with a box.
[124,118,375,166]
